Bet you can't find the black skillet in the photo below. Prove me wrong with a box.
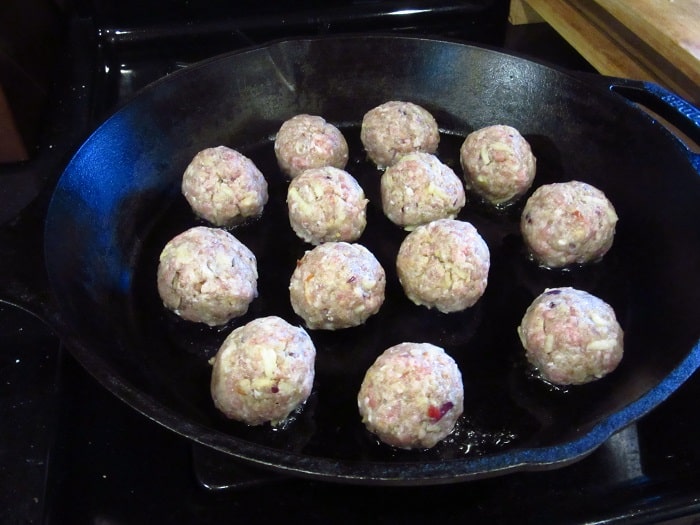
[16,35,700,484]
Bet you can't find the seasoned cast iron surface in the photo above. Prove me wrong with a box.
[134,129,624,457]
[44,36,700,483]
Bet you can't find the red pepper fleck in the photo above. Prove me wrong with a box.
[271,386,279,393]
[427,401,454,421]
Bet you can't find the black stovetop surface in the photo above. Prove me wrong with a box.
[5,302,700,524]
[3,2,700,523]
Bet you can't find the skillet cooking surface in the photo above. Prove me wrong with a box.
[45,35,700,484]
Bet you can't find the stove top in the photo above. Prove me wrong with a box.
[6,303,700,524]
[2,1,700,523]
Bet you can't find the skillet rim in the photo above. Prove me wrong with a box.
[44,33,700,485]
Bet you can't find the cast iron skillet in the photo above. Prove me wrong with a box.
[30,35,700,484]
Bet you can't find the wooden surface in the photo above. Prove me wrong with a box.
[595,0,700,85]
[511,0,700,104]
[508,0,544,24]
[0,85,29,163]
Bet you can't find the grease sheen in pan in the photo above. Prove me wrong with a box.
[45,35,700,484]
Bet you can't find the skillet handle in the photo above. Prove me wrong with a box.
[577,73,700,170]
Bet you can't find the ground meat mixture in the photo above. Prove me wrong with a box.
[289,242,386,330]
[517,287,624,385]
[380,151,466,230]
[274,114,349,179]
[156,226,258,326]
[360,101,440,168]
[396,219,490,313]
[181,145,268,227]
[210,316,316,426]
[287,166,368,245]
[460,124,536,206]
[357,342,464,449]
[521,180,618,268]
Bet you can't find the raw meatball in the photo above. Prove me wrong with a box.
[289,242,386,330]
[460,124,536,205]
[274,114,349,179]
[287,166,368,245]
[521,180,618,268]
[181,146,268,227]
[380,151,466,230]
[360,101,440,168]
[210,316,316,426]
[357,342,464,449]
[157,226,258,326]
[396,219,490,313]
[517,287,624,385]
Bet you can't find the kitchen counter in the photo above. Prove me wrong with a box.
[510,0,700,105]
